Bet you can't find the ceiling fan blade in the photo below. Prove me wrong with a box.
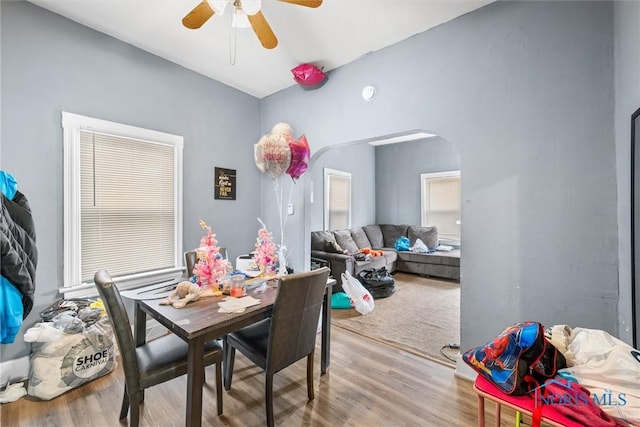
[248,12,278,49]
[182,1,215,29]
[278,0,322,8]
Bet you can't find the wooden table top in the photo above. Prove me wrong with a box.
[138,284,278,340]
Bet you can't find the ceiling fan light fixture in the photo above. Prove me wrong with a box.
[232,9,251,28]
[241,0,262,15]
[210,0,231,15]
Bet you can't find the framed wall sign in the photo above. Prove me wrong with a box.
[214,167,236,200]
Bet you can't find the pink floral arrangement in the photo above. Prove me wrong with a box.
[193,220,229,287]
[252,222,278,275]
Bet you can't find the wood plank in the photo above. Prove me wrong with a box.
[0,327,522,426]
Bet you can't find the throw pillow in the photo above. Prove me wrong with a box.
[380,224,409,248]
[334,230,360,255]
[324,240,346,254]
[408,226,438,250]
[362,225,384,249]
[350,228,372,249]
[311,230,335,251]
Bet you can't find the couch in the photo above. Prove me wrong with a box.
[311,224,460,290]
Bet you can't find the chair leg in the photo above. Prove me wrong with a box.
[129,392,141,427]
[265,373,274,427]
[215,360,223,415]
[307,352,315,400]
[119,385,130,420]
[477,394,485,427]
[223,345,236,391]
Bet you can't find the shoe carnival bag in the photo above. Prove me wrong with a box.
[24,315,116,400]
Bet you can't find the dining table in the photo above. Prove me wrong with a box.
[132,277,336,427]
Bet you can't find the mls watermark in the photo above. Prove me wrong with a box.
[532,373,628,422]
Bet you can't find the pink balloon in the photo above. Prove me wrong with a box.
[291,64,327,89]
[286,135,310,180]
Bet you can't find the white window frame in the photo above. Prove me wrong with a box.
[421,170,461,245]
[324,168,352,231]
[62,112,184,297]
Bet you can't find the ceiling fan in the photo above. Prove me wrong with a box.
[182,0,322,49]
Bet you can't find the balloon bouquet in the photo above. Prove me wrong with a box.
[254,123,310,275]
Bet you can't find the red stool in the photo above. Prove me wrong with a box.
[473,375,584,427]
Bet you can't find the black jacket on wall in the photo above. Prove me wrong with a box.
[1,190,37,318]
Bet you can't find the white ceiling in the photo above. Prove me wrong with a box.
[29,0,492,99]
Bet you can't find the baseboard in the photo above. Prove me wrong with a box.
[0,355,30,385]
[454,352,476,382]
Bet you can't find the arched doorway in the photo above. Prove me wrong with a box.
[303,130,463,366]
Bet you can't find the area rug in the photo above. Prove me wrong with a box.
[331,272,460,367]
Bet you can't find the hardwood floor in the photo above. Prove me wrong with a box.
[1,327,519,426]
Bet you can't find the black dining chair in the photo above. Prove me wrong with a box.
[222,267,331,427]
[94,269,224,427]
[185,248,227,278]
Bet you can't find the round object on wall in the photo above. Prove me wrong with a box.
[362,86,376,101]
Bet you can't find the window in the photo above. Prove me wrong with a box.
[324,168,351,230]
[63,112,183,292]
[421,170,461,245]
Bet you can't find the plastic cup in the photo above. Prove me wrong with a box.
[230,275,246,298]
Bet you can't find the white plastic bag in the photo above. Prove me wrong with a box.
[410,238,429,253]
[341,271,374,315]
[553,326,640,426]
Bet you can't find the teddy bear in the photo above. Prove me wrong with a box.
[160,281,203,309]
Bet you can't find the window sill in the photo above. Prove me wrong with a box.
[59,268,185,299]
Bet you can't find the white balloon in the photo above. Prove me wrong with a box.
[260,133,291,179]
[271,122,293,138]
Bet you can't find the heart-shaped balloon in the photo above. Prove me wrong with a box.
[286,135,310,180]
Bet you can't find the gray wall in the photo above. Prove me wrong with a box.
[2,0,637,371]
[261,1,620,349]
[375,137,460,225]
[614,1,640,344]
[0,2,262,362]
[309,142,376,231]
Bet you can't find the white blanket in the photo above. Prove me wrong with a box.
[550,325,640,426]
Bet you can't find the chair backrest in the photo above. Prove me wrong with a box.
[266,267,330,374]
[185,250,197,277]
[94,269,141,393]
[185,248,228,278]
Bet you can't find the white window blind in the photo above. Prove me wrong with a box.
[63,112,183,291]
[79,131,175,281]
[324,168,351,230]
[421,171,461,243]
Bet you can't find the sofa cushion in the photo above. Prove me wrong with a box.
[350,227,372,249]
[333,230,360,255]
[380,224,409,248]
[408,225,438,250]
[311,231,336,251]
[397,250,460,267]
[362,225,384,249]
[382,249,398,265]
